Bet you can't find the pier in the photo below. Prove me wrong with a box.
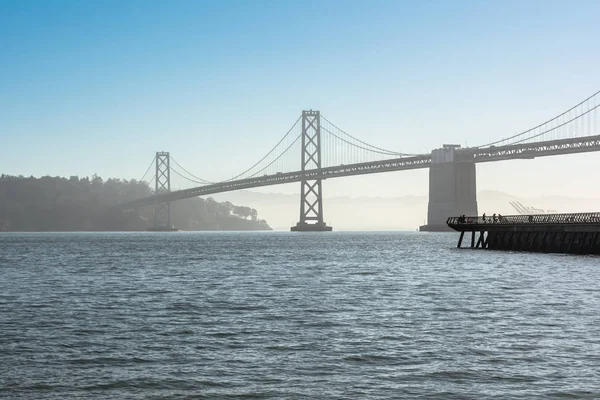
[447,213,600,254]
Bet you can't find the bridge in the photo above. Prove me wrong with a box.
[121,90,600,231]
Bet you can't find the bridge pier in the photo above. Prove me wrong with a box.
[151,151,176,231]
[420,145,478,232]
[291,110,332,232]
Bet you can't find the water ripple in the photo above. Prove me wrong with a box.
[1,232,599,399]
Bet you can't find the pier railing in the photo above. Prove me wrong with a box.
[447,212,600,226]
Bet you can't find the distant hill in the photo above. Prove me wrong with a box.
[211,190,428,230]
[0,175,271,232]
[211,190,600,231]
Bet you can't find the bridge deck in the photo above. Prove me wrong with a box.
[121,134,600,211]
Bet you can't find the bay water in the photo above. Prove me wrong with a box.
[1,232,599,399]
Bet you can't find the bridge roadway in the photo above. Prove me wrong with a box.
[121,134,600,210]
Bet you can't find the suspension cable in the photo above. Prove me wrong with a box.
[506,102,600,146]
[321,126,406,156]
[170,156,214,184]
[139,155,156,182]
[224,116,301,181]
[243,133,302,179]
[321,115,415,156]
[476,89,600,148]
[170,165,212,186]
[147,175,155,190]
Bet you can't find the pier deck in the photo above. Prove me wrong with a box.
[447,213,600,254]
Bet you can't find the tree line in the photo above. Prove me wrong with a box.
[0,174,271,231]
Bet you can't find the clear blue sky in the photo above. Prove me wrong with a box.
[1,0,599,197]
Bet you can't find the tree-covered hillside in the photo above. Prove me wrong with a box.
[0,175,271,231]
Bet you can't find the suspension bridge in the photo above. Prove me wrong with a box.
[121,90,600,231]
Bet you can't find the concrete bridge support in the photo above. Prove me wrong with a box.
[420,145,478,231]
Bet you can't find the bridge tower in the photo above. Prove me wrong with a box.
[153,151,173,231]
[291,110,332,231]
[420,145,478,231]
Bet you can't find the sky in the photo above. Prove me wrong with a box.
[1,0,600,199]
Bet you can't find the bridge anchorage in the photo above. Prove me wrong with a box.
[291,110,332,232]
[150,151,176,231]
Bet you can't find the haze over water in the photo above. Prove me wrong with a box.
[2,232,599,399]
